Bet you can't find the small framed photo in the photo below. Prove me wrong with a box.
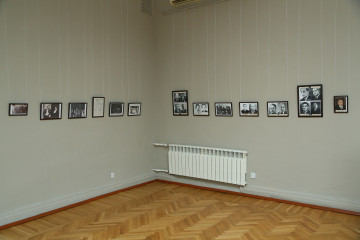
[297,84,323,117]
[215,102,232,117]
[267,101,289,117]
[239,102,259,117]
[109,102,124,117]
[172,90,188,116]
[40,103,62,120]
[68,103,87,119]
[128,103,141,116]
[9,103,28,116]
[92,97,105,118]
[334,96,348,113]
[193,102,209,116]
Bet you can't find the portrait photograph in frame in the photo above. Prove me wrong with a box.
[239,102,259,117]
[215,102,232,117]
[9,103,28,116]
[92,97,105,118]
[40,103,62,120]
[193,102,209,116]
[334,96,348,113]
[297,84,323,117]
[172,90,188,116]
[109,102,124,117]
[68,103,87,119]
[267,101,289,117]
[128,103,141,116]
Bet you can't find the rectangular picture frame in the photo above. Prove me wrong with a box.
[239,102,259,117]
[128,102,141,116]
[172,90,188,116]
[297,84,323,117]
[267,101,289,117]
[109,102,124,117]
[334,96,348,113]
[40,103,62,120]
[92,97,105,118]
[9,103,28,116]
[68,103,87,119]
[215,102,233,117]
[193,102,209,116]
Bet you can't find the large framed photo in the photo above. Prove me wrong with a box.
[267,101,289,117]
[297,84,323,117]
[68,103,87,119]
[215,102,232,117]
[92,97,105,118]
[40,103,62,120]
[172,90,188,116]
[128,103,141,116]
[9,103,28,116]
[193,102,209,116]
[334,96,348,113]
[109,102,124,117]
[239,102,258,117]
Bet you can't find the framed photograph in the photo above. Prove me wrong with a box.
[9,103,28,116]
[239,102,259,117]
[109,102,124,117]
[334,96,348,113]
[40,103,62,120]
[172,90,188,116]
[215,102,232,117]
[68,103,87,119]
[267,101,289,117]
[92,97,105,118]
[128,103,141,116]
[193,102,209,116]
[297,84,323,117]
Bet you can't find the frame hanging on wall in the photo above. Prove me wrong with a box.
[9,103,28,116]
[69,103,87,119]
[193,102,209,116]
[267,101,289,117]
[92,97,105,118]
[215,102,232,117]
[297,85,323,117]
[128,103,141,116]
[172,90,188,116]
[109,102,124,117]
[334,96,348,113]
[40,103,62,120]
[239,102,259,117]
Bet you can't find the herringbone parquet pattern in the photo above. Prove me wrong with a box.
[0,181,359,240]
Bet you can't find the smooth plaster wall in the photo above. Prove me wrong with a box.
[0,0,157,223]
[154,0,360,210]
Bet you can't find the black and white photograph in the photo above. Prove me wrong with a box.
[40,103,62,120]
[297,85,323,117]
[239,102,258,117]
[9,103,28,116]
[334,96,348,113]
[193,102,209,116]
[267,101,289,117]
[172,90,188,116]
[92,97,105,118]
[109,102,124,117]
[68,103,87,119]
[215,102,232,117]
[128,103,141,116]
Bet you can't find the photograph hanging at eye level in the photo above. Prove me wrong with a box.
[128,103,141,116]
[9,103,28,116]
[68,103,87,119]
[172,90,188,116]
[297,84,323,117]
[193,102,209,116]
[334,96,348,113]
[239,102,259,117]
[267,101,289,117]
[40,103,62,120]
[92,97,105,118]
[109,102,124,117]
[215,102,233,117]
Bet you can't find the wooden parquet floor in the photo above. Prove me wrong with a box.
[0,181,359,240]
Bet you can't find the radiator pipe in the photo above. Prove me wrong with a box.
[153,143,169,147]
[152,169,169,173]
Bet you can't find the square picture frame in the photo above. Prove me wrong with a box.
[172,90,188,116]
[109,102,124,117]
[9,103,28,116]
[193,102,209,116]
[334,96,348,113]
[239,102,259,117]
[215,102,232,117]
[40,103,62,120]
[68,103,87,119]
[297,84,323,117]
[92,97,105,118]
[128,102,141,116]
[267,101,289,117]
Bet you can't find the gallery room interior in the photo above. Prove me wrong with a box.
[0,0,359,239]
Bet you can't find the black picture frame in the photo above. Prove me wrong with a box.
[297,84,323,117]
[9,103,28,116]
[40,103,62,120]
[109,102,124,117]
[92,97,105,118]
[215,102,232,117]
[193,102,209,116]
[239,102,259,117]
[172,90,188,116]
[68,103,87,119]
[334,96,348,113]
[128,103,141,116]
[267,101,289,117]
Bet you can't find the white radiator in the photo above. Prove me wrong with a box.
[167,144,247,186]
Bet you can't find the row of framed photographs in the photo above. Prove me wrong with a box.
[8,97,142,120]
